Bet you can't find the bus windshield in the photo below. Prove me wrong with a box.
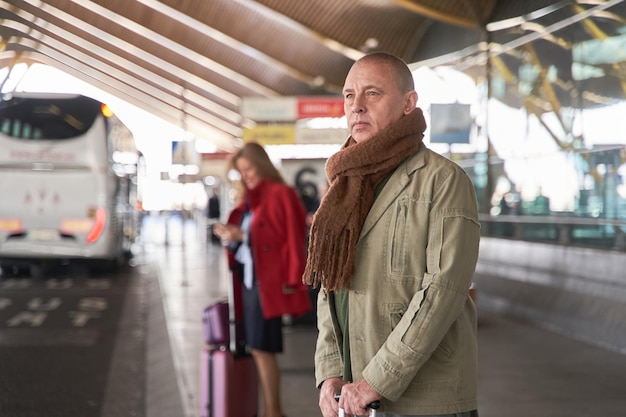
[0,94,102,140]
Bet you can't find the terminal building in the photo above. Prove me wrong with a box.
[1,1,626,416]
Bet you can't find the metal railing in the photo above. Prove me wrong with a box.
[479,213,626,251]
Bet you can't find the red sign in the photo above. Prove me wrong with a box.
[201,151,231,160]
[297,97,344,119]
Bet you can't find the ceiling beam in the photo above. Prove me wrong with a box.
[49,0,280,97]
[232,0,365,62]
[135,0,339,91]
[1,23,242,137]
[393,0,482,28]
[3,0,256,137]
[14,0,244,107]
[0,44,240,150]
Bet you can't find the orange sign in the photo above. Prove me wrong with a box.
[297,97,344,119]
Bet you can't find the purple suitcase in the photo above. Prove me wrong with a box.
[202,300,229,346]
[199,347,258,417]
[200,348,229,417]
[200,270,258,417]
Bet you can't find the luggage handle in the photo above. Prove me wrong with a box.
[334,393,380,417]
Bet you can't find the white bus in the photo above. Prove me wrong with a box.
[0,92,140,274]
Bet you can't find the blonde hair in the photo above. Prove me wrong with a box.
[227,142,285,202]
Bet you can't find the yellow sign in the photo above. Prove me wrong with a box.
[243,125,296,145]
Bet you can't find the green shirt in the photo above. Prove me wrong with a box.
[333,173,392,382]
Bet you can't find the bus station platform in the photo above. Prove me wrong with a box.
[142,213,626,417]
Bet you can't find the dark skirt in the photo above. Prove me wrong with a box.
[242,283,283,353]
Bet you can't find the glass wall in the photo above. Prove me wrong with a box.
[422,2,626,251]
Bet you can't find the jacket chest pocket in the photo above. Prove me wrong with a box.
[388,196,429,277]
[390,200,408,273]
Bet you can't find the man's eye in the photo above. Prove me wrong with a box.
[367,91,378,96]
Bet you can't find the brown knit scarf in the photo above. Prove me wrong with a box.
[303,109,427,291]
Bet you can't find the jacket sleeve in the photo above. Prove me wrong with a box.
[225,207,244,272]
[314,290,344,388]
[362,167,481,401]
[281,186,309,287]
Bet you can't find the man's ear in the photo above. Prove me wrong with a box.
[404,91,418,114]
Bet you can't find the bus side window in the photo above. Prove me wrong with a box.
[23,123,32,139]
[12,119,21,138]
[1,118,10,135]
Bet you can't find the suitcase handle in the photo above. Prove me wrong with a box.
[334,393,380,416]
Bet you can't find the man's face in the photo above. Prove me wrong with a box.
[342,61,416,143]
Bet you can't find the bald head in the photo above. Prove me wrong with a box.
[354,52,415,93]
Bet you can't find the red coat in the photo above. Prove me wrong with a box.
[227,179,312,319]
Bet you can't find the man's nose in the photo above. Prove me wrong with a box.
[351,103,364,113]
[351,96,365,113]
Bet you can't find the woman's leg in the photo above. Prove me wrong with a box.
[251,348,283,417]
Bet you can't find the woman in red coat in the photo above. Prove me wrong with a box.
[214,142,312,417]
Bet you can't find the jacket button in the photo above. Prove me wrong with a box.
[262,245,270,251]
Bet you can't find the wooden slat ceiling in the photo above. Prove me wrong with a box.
[0,0,624,151]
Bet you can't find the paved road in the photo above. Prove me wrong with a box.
[0,263,146,417]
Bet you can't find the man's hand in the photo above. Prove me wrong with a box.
[319,377,345,417]
[338,379,382,416]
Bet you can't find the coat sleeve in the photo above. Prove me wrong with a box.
[281,186,309,287]
[314,290,344,388]
[225,206,244,272]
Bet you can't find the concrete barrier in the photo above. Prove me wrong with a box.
[474,237,626,353]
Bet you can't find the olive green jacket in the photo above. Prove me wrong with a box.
[314,144,481,415]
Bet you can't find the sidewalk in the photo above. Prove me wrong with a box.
[142,213,320,417]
